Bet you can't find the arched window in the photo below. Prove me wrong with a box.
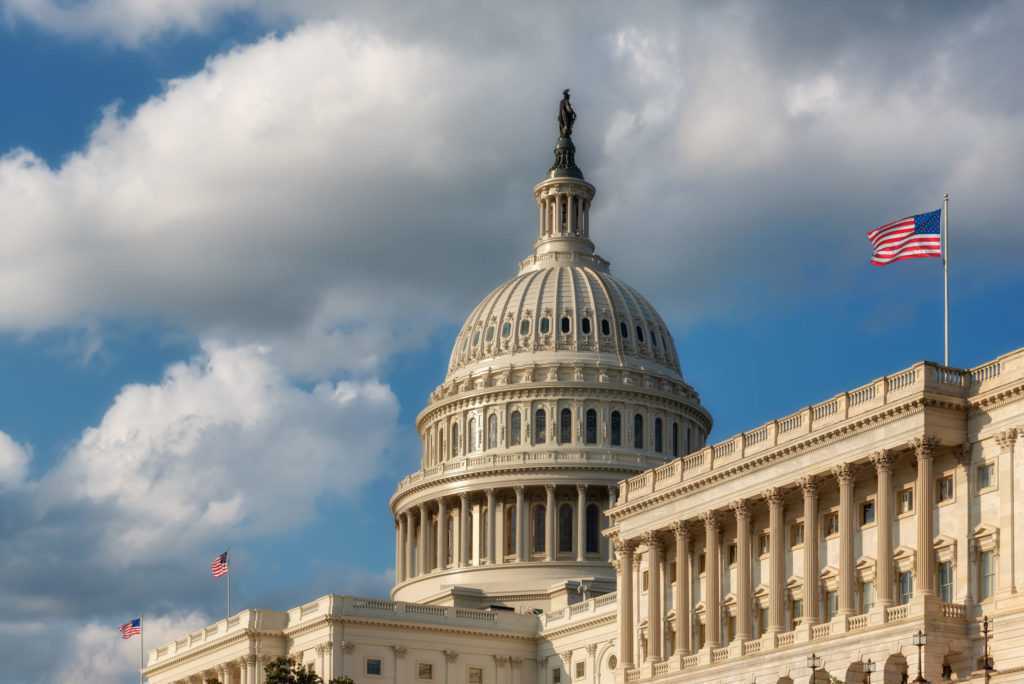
[540,317,551,334]
[472,330,480,346]
[485,326,494,342]
[504,504,516,556]
[560,317,571,334]
[586,504,600,554]
[532,505,546,554]
[581,318,591,335]
[451,424,459,458]
[652,331,658,347]
[501,321,512,337]
[510,411,521,446]
[636,326,645,343]
[655,417,663,453]
[611,411,622,446]
[558,504,573,553]
[438,427,445,463]
[519,319,530,336]
[620,322,628,338]
[585,409,597,444]
[487,414,497,450]
[634,414,644,449]
[560,408,572,444]
[468,418,476,453]
[534,409,546,444]
[672,422,679,458]
[601,319,611,336]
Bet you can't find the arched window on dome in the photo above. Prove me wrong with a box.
[581,317,591,335]
[634,414,644,449]
[601,319,611,336]
[585,503,600,554]
[451,423,459,458]
[501,321,511,338]
[532,504,546,554]
[652,331,658,347]
[558,503,573,554]
[520,319,530,336]
[485,326,494,342]
[487,414,497,450]
[438,427,445,463]
[509,411,521,446]
[534,409,546,445]
[672,421,679,458]
[636,326,645,343]
[560,408,572,444]
[585,409,597,444]
[540,317,551,334]
[611,411,622,447]
[560,317,571,334]
[468,418,476,453]
[654,417,663,453]
[504,504,516,556]
[620,322,628,339]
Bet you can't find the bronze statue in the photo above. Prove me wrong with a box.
[558,89,576,138]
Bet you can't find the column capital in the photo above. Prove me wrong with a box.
[514,484,526,495]
[544,483,556,494]
[763,487,784,506]
[797,475,818,496]
[418,501,429,512]
[576,483,587,494]
[912,435,939,460]
[642,530,664,551]
[459,491,470,502]
[701,510,721,531]
[391,645,407,657]
[869,448,895,472]
[443,649,459,663]
[672,519,691,540]
[615,537,638,555]
[996,428,1019,450]
[832,462,855,483]
[730,499,750,519]
[586,643,598,656]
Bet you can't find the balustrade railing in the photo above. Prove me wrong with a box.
[886,604,910,622]
[848,614,868,631]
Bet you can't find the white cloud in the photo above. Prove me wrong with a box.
[0,431,30,488]
[45,341,398,556]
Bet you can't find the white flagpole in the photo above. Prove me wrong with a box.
[226,549,231,620]
[943,193,950,366]
[139,614,144,684]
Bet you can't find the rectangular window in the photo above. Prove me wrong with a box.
[728,543,737,566]
[861,581,875,613]
[552,668,561,684]
[938,561,954,603]
[698,553,706,574]
[936,475,954,503]
[726,615,736,643]
[790,598,803,630]
[791,523,804,546]
[899,571,913,605]
[468,667,484,684]
[759,533,770,556]
[898,488,914,514]
[861,501,876,525]
[642,570,649,592]
[698,622,706,649]
[978,464,995,491]
[668,561,676,583]
[576,661,585,679]
[759,606,769,636]
[366,659,383,676]
[980,550,995,600]
[823,511,839,537]
[824,590,838,621]
[418,663,434,680]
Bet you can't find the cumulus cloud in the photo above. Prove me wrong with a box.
[0,431,30,488]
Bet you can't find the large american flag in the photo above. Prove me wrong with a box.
[211,551,229,578]
[867,209,942,266]
[120,618,142,639]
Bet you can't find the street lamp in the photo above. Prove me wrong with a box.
[808,653,823,683]
[864,659,876,684]
[981,616,995,684]
[912,630,928,684]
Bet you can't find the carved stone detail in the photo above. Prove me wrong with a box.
[730,499,750,519]
[832,462,854,483]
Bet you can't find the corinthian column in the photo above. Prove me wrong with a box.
[396,515,406,582]
[914,437,937,595]
[514,486,526,562]
[545,485,556,561]
[870,450,894,606]
[417,503,428,576]
[732,500,752,641]
[703,512,721,648]
[459,493,470,567]
[798,476,819,624]
[673,521,691,655]
[576,485,587,562]
[616,538,638,668]
[485,488,496,564]
[834,463,856,616]
[437,497,449,571]
[764,488,785,634]
[644,531,663,661]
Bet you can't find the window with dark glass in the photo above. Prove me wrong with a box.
[601,319,611,336]
[636,326,644,342]
[366,659,383,676]
[487,414,497,449]
[651,331,657,347]
[509,411,521,446]
[519,319,530,336]
[620,322,628,338]
[672,422,679,457]
[560,408,572,443]
[938,561,953,603]
[451,424,459,458]
[861,500,876,525]
[585,504,600,553]
[633,414,644,449]
[611,411,622,446]
[501,321,511,337]
[899,570,913,604]
[585,409,597,444]
[558,504,573,553]
[580,317,591,335]
[540,317,550,334]
[560,316,571,334]
[533,505,546,553]
[654,417,663,453]
[937,474,954,503]
[534,409,546,444]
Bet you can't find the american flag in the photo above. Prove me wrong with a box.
[867,209,942,266]
[120,618,142,639]
[211,551,229,578]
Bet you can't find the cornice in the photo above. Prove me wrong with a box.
[324,615,537,641]
[968,379,1024,411]
[143,629,271,675]
[540,611,617,639]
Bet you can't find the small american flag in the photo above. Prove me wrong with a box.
[867,209,942,266]
[211,551,229,578]
[120,618,142,639]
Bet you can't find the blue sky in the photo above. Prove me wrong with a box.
[1,2,1023,682]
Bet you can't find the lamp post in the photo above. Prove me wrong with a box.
[808,653,823,684]
[982,616,995,684]
[864,659,876,684]
[912,630,928,684]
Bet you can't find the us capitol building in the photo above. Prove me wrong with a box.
[145,96,1024,684]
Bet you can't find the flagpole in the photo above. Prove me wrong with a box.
[226,548,231,620]
[139,614,144,684]
[943,193,950,366]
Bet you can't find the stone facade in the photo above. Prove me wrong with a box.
[144,119,1024,684]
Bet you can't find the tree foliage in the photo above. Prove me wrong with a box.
[263,656,353,684]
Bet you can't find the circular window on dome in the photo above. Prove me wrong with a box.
[636,325,645,342]
[620,322,628,339]
[501,322,512,337]
[485,326,494,342]
[540,317,551,334]
[581,317,591,335]
[608,656,617,670]
[520,319,530,336]
[560,317,571,334]
[601,319,610,336]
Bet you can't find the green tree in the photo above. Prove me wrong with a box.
[263,656,353,684]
